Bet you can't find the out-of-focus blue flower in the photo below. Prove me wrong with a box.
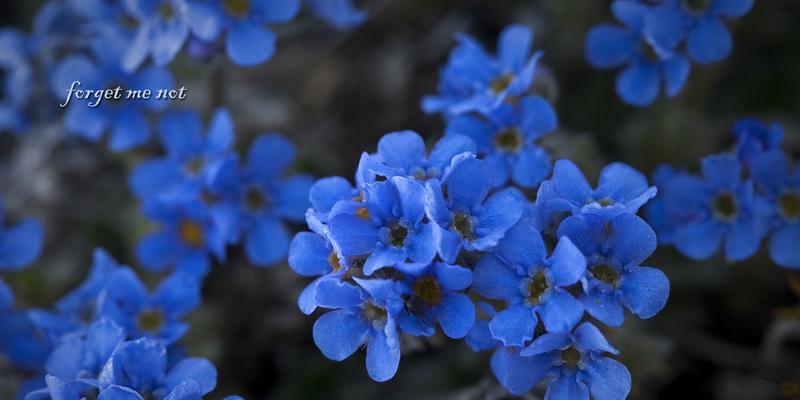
[677,0,754,64]
[547,159,657,219]
[93,337,217,399]
[327,177,436,275]
[422,24,543,117]
[473,219,586,342]
[0,308,51,371]
[122,0,191,71]
[312,278,403,382]
[97,268,201,344]
[0,29,33,134]
[50,34,174,151]
[424,153,528,263]
[130,108,234,202]
[360,130,477,183]
[445,97,557,188]
[584,0,690,106]
[558,213,670,326]
[136,199,226,277]
[733,118,783,165]
[667,154,766,261]
[186,0,301,66]
[751,150,800,268]
[397,262,475,339]
[0,199,44,272]
[307,0,366,30]
[210,133,313,266]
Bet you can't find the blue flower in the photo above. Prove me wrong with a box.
[423,153,529,262]
[677,0,754,64]
[312,278,403,382]
[585,0,690,106]
[733,118,783,165]
[51,42,174,151]
[473,220,586,344]
[667,154,767,261]
[445,97,557,188]
[136,199,226,276]
[210,133,313,266]
[38,319,125,384]
[186,0,301,66]
[422,24,543,116]
[396,262,475,339]
[0,199,44,271]
[327,177,437,276]
[359,130,477,183]
[751,150,800,268]
[306,0,366,30]
[0,29,33,134]
[547,159,657,219]
[122,0,191,71]
[97,268,201,344]
[558,213,670,326]
[129,108,234,202]
[96,337,217,399]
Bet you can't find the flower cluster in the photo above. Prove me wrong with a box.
[647,118,799,269]
[131,108,312,277]
[585,0,753,106]
[289,24,670,398]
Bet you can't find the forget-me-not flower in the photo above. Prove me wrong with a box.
[751,150,800,268]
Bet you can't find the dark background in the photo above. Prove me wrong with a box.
[1,1,799,399]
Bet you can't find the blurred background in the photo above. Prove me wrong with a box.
[1,0,799,399]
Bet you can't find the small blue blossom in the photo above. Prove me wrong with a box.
[677,0,754,64]
[547,159,657,219]
[97,268,201,344]
[473,220,586,343]
[422,24,543,117]
[585,0,690,106]
[312,278,403,382]
[666,154,766,261]
[733,118,783,165]
[751,150,800,268]
[51,36,174,151]
[122,0,191,71]
[445,97,557,188]
[558,213,670,327]
[0,29,33,134]
[186,0,301,66]
[306,0,367,30]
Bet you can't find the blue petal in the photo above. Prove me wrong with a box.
[442,155,492,211]
[244,218,290,267]
[724,220,762,261]
[584,25,635,68]
[205,108,235,154]
[99,339,166,391]
[444,116,493,150]
[490,348,553,396]
[0,219,43,270]
[363,246,406,275]
[579,291,624,327]
[312,309,369,361]
[326,213,379,256]
[465,319,499,351]
[406,223,436,264]
[662,54,690,97]
[65,104,107,142]
[276,175,314,222]
[307,0,367,29]
[556,214,605,257]
[539,289,584,333]
[129,159,181,200]
[712,0,754,17]
[109,108,150,151]
[288,232,332,276]
[519,331,570,356]
[391,177,426,225]
[580,354,632,400]
[548,237,587,287]
[643,3,689,50]
[572,322,618,354]
[247,133,295,181]
[619,266,670,319]
[519,96,558,138]
[98,385,143,400]
[609,213,657,266]
[553,159,592,205]
[700,154,741,191]
[686,15,732,64]
[497,24,532,72]
[423,180,451,227]
[512,147,552,189]
[472,255,522,301]
[674,220,724,260]
[377,131,426,171]
[309,177,354,213]
[596,162,650,205]
[488,305,537,348]
[474,188,527,243]
[151,20,188,67]
[365,328,400,382]
[545,369,589,400]
[161,358,217,395]
[494,219,547,270]
[225,21,275,66]
[616,59,659,107]
[431,222,461,264]
[155,272,201,318]
[314,279,365,309]
[770,226,800,269]
[438,292,475,339]
[161,379,204,400]
[252,0,301,23]
[611,0,647,28]
[187,2,223,41]
[434,263,473,291]
[298,278,322,315]
[157,110,202,157]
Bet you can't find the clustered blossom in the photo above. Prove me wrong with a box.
[131,107,313,277]
[585,0,753,106]
[289,25,671,398]
[648,118,800,269]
